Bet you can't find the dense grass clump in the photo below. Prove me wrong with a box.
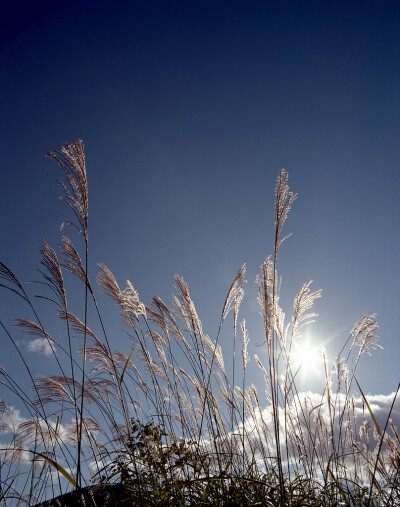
[0,139,399,505]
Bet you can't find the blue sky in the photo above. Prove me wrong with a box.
[1,0,400,408]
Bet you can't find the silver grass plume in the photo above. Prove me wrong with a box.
[173,274,203,337]
[38,242,67,310]
[291,281,321,342]
[60,235,87,285]
[16,418,60,448]
[350,313,382,358]
[121,280,147,320]
[257,256,276,352]
[12,319,55,342]
[254,354,270,390]
[46,138,88,240]
[33,375,76,406]
[147,298,192,352]
[241,319,250,374]
[0,262,29,302]
[96,264,123,305]
[274,168,297,257]
[77,339,114,376]
[33,375,110,406]
[221,263,246,324]
[57,311,97,339]
[97,265,146,324]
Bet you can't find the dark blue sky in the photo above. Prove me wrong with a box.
[1,0,400,396]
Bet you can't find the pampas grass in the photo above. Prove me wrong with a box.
[0,139,399,506]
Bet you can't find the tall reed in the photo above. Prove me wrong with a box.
[0,139,399,506]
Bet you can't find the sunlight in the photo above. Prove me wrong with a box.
[291,336,322,375]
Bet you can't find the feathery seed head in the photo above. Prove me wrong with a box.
[46,138,88,240]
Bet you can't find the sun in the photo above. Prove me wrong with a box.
[290,337,321,374]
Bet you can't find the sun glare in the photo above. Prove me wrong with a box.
[291,338,321,375]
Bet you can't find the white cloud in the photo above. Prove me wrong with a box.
[24,338,54,357]
[350,391,400,432]
[231,388,400,480]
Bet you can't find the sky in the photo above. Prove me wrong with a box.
[1,0,400,422]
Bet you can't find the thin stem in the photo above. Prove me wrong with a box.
[76,238,88,489]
